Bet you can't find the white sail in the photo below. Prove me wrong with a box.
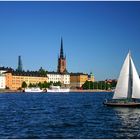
[113,53,130,99]
[131,58,140,98]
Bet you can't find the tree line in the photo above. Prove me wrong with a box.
[22,81,61,89]
[82,80,117,90]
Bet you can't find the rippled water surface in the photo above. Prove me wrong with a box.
[0,92,140,139]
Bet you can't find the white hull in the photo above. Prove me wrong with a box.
[47,88,70,92]
[24,88,43,93]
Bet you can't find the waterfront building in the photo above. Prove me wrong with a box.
[17,56,23,71]
[0,70,6,89]
[5,71,48,90]
[0,38,96,90]
[57,38,67,74]
[88,72,95,82]
[105,79,117,84]
[0,67,14,89]
[47,71,70,86]
[70,72,95,88]
[105,79,117,89]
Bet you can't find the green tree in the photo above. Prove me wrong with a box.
[22,81,27,88]
[32,83,37,87]
[38,82,43,89]
[102,81,106,90]
[18,87,22,90]
[105,82,109,90]
[108,83,112,90]
[53,81,61,87]
[82,81,89,89]
[111,80,117,88]
[98,81,102,89]
[44,81,48,88]
[88,81,93,89]
[38,67,47,76]
[48,81,53,88]
[29,83,33,87]
[93,82,98,89]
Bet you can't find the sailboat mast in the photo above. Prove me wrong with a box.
[127,52,133,99]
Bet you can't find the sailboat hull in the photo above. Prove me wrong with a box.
[103,101,140,107]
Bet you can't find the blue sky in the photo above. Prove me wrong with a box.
[0,1,140,80]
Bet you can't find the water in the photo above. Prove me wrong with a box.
[0,92,140,139]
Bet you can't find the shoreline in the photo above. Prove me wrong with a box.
[0,89,22,93]
[0,89,113,93]
[70,89,113,92]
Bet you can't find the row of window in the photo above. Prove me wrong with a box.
[49,79,70,82]
[64,81,70,84]
[49,78,69,80]
[5,77,47,81]
[48,75,69,78]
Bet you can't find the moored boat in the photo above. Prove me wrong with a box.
[24,87,44,93]
[47,85,70,92]
[104,51,140,107]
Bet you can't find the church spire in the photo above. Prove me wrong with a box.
[57,37,67,73]
[60,37,64,58]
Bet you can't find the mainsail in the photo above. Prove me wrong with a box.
[113,52,140,99]
[113,53,130,99]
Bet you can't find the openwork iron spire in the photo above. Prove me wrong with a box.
[17,55,23,71]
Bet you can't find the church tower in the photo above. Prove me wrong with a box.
[57,38,67,74]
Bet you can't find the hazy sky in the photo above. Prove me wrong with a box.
[0,1,140,80]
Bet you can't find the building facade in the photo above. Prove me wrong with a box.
[5,71,48,90]
[57,38,67,74]
[70,72,95,88]
[47,72,70,86]
[88,72,95,82]
[0,67,13,89]
[0,70,6,89]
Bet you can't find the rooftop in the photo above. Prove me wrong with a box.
[70,72,88,76]
[0,66,14,71]
[6,70,48,77]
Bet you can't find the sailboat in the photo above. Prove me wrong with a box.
[104,51,140,107]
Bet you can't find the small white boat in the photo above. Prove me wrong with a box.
[104,51,140,107]
[47,85,70,92]
[24,87,44,93]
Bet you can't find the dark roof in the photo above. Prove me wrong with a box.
[47,71,70,75]
[0,66,14,71]
[70,72,88,76]
[6,70,48,77]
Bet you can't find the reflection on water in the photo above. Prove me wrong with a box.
[111,107,140,138]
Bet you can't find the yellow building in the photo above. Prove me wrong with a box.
[70,72,95,88]
[88,72,95,82]
[5,71,48,90]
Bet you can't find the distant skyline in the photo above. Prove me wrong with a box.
[0,1,140,80]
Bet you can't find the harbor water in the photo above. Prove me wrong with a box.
[0,92,140,139]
